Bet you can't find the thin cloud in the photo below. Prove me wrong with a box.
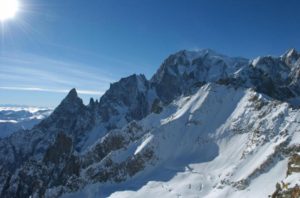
[0,86,103,95]
[0,52,116,96]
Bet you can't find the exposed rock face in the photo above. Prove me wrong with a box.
[2,48,300,197]
[271,184,300,198]
[287,154,300,175]
[43,133,73,164]
[98,74,149,129]
[40,88,96,140]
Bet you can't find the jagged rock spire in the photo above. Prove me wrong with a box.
[65,88,78,100]
[89,98,95,106]
[51,88,84,115]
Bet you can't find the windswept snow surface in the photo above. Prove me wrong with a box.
[62,83,300,198]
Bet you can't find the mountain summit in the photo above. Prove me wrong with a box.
[1,49,300,198]
[55,88,84,113]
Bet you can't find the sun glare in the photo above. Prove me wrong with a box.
[0,0,20,21]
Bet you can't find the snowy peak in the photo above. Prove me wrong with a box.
[283,48,298,58]
[286,48,298,57]
[282,48,300,66]
[160,48,231,66]
[150,49,249,103]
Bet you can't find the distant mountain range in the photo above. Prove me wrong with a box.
[0,49,300,198]
[0,105,52,138]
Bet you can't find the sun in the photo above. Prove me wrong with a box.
[0,0,20,21]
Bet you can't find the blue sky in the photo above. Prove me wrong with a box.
[1,0,300,107]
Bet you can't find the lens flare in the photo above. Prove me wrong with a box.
[0,0,20,21]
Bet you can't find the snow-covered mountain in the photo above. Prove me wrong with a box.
[0,105,52,138]
[1,48,300,198]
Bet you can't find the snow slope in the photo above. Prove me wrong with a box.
[62,83,300,198]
